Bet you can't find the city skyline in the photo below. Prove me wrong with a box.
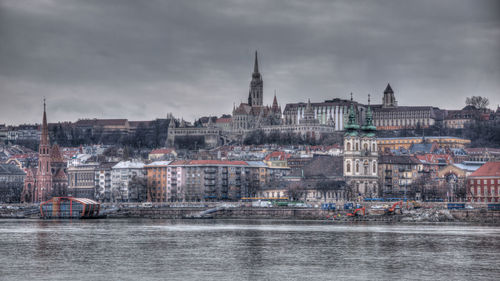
[1,0,499,125]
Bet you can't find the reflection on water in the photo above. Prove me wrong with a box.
[0,219,499,281]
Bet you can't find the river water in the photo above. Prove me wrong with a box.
[0,219,499,281]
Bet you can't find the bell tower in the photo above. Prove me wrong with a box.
[36,99,53,202]
[248,51,263,107]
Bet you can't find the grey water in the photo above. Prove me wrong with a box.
[0,219,499,281]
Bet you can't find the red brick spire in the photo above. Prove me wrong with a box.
[40,98,49,147]
[36,98,53,202]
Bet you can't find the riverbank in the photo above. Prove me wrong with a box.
[2,204,499,224]
[106,206,500,224]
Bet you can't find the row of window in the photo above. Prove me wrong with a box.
[345,160,377,174]
[345,141,376,152]
[470,186,500,196]
[470,179,500,185]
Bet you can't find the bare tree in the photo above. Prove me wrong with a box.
[466,96,489,111]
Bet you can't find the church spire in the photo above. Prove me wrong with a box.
[254,51,259,73]
[272,93,278,107]
[248,50,263,107]
[40,98,49,147]
[344,95,359,135]
[362,94,376,135]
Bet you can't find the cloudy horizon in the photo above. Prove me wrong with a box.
[1,0,499,125]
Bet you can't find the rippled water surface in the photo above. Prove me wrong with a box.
[0,219,499,280]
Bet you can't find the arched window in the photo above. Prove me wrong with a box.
[356,162,359,173]
[363,160,369,175]
[346,162,351,173]
[347,142,351,151]
[363,143,368,150]
[355,143,359,151]
[372,143,376,151]
[373,161,376,174]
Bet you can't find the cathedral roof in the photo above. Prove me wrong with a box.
[233,103,253,115]
[50,144,65,163]
[53,168,68,180]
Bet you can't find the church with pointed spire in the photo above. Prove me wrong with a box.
[343,95,378,197]
[22,100,68,203]
[232,51,282,131]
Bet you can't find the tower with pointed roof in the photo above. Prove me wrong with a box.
[248,51,263,107]
[35,99,53,202]
[22,100,68,202]
[300,99,319,125]
[343,94,378,198]
[382,83,397,108]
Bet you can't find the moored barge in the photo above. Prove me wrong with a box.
[40,197,102,219]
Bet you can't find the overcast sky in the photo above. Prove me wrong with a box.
[0,0,499,125]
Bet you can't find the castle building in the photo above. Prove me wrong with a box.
[343,97,378,198]
[22,101,68,203]
[283,97,364,130]
[371,84,441,130]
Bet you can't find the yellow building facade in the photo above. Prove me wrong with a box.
[377,136,471,151]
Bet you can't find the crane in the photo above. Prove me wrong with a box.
[385,201,403,215]
[347,206,366,217]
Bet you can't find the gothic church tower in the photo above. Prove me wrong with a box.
[248,51,263,107]
[36,99,53,202]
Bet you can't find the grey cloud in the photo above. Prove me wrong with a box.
[0,0,499,125]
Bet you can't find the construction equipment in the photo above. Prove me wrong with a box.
[407,200,421,209]
[385,201,403,215]
[347,206,365,217]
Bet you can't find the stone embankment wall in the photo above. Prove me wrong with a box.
[110,206,500,223]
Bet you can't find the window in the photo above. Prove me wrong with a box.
[356,162,359,173]
[347,142,351,151]
[346,163,351,173]
[355,143,359,151]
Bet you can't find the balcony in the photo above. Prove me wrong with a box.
[204,180,216,186]
[204,174,216,180]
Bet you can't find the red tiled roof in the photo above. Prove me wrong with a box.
[216,118,231,123]
[469,162,500,178]
[415,154,452,164]
[264,151,291,161]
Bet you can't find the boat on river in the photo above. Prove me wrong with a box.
[39,197,103,219]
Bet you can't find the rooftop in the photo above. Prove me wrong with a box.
[113,160,145,169]
[145,161,172,167]
[469,162,500,178]
[0,164,25,175]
